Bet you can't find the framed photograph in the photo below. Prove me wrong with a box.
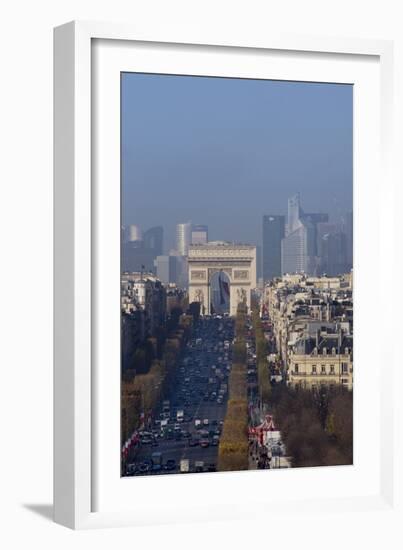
[54,21,396,530]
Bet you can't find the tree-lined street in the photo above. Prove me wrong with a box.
[125,316,234,475]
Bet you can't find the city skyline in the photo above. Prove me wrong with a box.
[122,73,352,253]
[123,191,352,281]
[121,73,353,478]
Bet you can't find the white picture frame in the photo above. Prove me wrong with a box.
[54,21,398,531]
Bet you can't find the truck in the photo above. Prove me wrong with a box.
[180,459,190,473]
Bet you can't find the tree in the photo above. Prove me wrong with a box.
[218,308,249,472]
[273,386,353,468]
[218,399,249,471]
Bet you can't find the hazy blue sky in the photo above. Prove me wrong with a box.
[122,73,352,253]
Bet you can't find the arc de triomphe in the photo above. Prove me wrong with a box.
[188,242,257,316]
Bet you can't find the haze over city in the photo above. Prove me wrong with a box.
[122,73,352,253]
[121,72,354,478]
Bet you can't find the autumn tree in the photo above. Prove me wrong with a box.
[218,308,249,471]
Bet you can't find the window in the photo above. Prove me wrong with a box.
[321,365,326,374]
[312,365,317,374]
[330,365,335,374]
[342,363,348,374]
[294,364,299,374]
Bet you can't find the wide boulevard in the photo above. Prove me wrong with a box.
[126,315,234,475]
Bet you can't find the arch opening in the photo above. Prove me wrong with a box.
[210,270,230,315]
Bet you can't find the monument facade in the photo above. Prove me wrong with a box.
[188,242,257,315]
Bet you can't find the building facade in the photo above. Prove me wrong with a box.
[288,327,353,390]
[176,222,192,256]
[121,273,167,372]
[191,224,208,245]
[155,255,178,285]
[188,242,257,315]
[265,273,353,390]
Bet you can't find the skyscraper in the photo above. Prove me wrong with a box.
[281,195,322,275]
[126,224,142,243]
[262,215,285,282]
[176,222,192,256]
[287,193,301,234]
[317,222,348,275]
[191,224,208,245]
[155,255,178,284]
[143,226,164,256]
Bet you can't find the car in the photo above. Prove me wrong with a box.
[164,459,176,471]
[199,439,210,448]
[138,462,151,474]
[195,461,205,473]
[189,438,198,447]
[125,463,137,476]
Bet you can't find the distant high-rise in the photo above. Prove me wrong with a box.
[176,222,192,256]
[287,194,301,234]
[317,222,348,275]
[281,222,311,274]
[144,226,164,256]
[281,195,324,275]
[262,215,285,282]
[155,255,178,284]
[191,224,208,245]
[126,224,142,243]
